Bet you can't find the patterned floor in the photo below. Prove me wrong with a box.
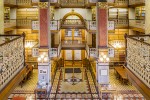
[8,68,145,100]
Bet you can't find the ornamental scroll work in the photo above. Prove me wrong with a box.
[38,2,49,8]
[97,2,108,9]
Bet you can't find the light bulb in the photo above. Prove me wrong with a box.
[106,57,109,62]
[44,57,48,62]
[103,55,107,59]
[99,57,104,62]
[38,57,41,62]
[40,55,44,59]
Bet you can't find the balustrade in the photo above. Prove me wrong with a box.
[0,34,25,91]
[129,19,145,29]
[129,0,145,5]
[115,0,128,6]
[4,0,16,5]
[113,19,128,28]
[17,19,32,28]
[4,19,16,28]
[60,0,85,7]
[126,35,150,88]
[17,0,32,6]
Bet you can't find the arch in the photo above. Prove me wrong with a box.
[62,12,84,22]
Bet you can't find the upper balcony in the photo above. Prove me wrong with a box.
[4,20,16,30]
[60,19,85,29]
[108,0,128,8]
[4,0,16,7]
[16,19,60,31]
[109,19,128,29]
[129,19,145,33]
[129,0,145,7]
[60,0,85,8]
[61,40,86,50]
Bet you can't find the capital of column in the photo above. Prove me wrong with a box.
[97,2,108,9]
[38,2,49,9]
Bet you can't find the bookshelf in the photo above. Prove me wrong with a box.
[135,6,145,20]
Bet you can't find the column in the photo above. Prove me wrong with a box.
[96,0,109,84]
[37,0,51,90]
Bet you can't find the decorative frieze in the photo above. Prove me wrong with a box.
[38,2,49,9]
[97,2,108,9]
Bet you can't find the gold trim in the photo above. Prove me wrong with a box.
[38,2,49,8]
[97,2,108,9]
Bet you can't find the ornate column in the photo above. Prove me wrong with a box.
[37,0,51,90]
[96,0,109,84]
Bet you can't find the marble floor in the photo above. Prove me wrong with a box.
[8,68,145,100]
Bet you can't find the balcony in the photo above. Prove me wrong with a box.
[61,19,85,29]
[32,20,60,31]
[4,19,16,29]
[17,19,32,28]
[129,19,145,32]
[108,0,128,7]
[129,0,145,7]
[17,0,32,7]
[60,0,85,8]
[86,20,96,32]
[61,40,86,49]
[4,0,16,6]
[110,19,128,28]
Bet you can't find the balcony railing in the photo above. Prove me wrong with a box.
[50,0,58,3]
[61,40,86,48]
[31,20,60,30]
[86,20,96,30]
[114,0,128,6]
[60,0,85,7]
[17,19,32,28]
[111,19,128,28]
[129,19,145,29]
[4,0,16,5]
[17,0,32,6]
[129,0,145,5]
[4,20,16,28]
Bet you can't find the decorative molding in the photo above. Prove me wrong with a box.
[38,2,49,9]
[97,2,108,9]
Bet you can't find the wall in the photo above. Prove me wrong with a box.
[54,32,60,45]
[10,8,16,19]
[128,8,135,19]
[0,0,4,34]
[85,30,92,46]
[54,8,92,20]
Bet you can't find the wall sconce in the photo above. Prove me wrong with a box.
[111,40,124,49]
[25,41,37,48]
[38,52,49,63]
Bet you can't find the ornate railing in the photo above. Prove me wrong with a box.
[129,19,145,29]
[17,0,32,6]
[4,19,16,28]
[32,20,60,30]
[17,19,32,28]
[126,34,150,88]
[115,0,128,6]
[0,34,25,91]
[63,19,83,25]
[60,0,85,7]
[61,40,86,48]
[4,0,16,5]
[86,20,96,30]
[112,19,128,28]
[129,0,145,5]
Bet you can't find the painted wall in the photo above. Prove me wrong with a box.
[0,0,4,34]
[54,8,92,20]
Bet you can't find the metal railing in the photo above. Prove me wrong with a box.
[129,0,145,5]
[4,19,16,28]
[60,0,85,6]
[17,0,32,6]
[115,0,128,6]
[129,19,145,29]
[17,19,32,28]
[62,19,84,25]
[4,0,16,5]
[125,34,150,88]
[111,19,128,28]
